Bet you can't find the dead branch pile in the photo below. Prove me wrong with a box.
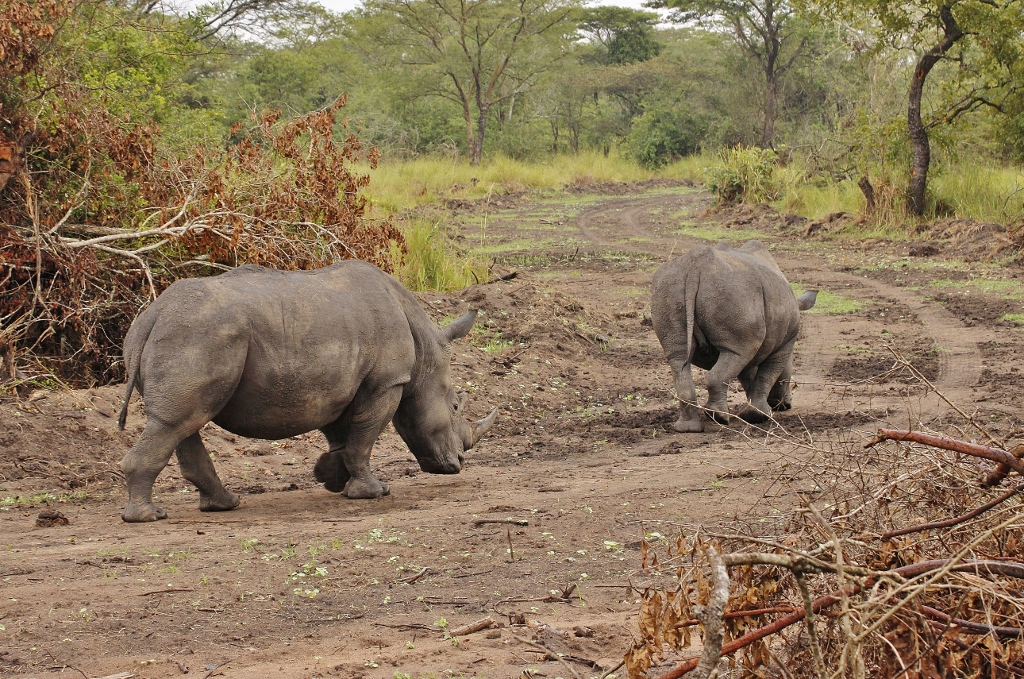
[1,98,401,387]
[626,426,1024,678]
[1,3,404,388]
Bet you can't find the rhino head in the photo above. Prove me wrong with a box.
[392,310,497,474]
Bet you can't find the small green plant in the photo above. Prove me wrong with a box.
[240,538,260,553]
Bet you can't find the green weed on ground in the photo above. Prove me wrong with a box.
[929,278,1024,300]
[0,491,89,510]
[363,152,665,216]
[673,222,766,241]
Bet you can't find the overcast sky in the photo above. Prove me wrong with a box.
[312,0,657,12]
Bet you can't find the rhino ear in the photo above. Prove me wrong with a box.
[797,290,818,311]
[439,310,478,344]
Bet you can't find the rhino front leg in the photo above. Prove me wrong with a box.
[668,358,703,433]
[739,349,791,424]
[176,433,240,512]
[704,350,751,424]
[319,387,402,499]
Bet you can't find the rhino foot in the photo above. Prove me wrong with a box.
[199,490,241,512]
[707,409,731,425]
[122,503,168,523]
[671,417,705,433]
[314,452,351,493]
[343,477,390,499]
[739,404,771,424]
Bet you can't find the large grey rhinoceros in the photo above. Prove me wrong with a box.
[116,261,496,522]
[651,240,817,432]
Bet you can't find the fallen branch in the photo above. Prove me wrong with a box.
[673,605,798,628]
[866,429,1024,478]
[510,634,581,679]
[918,604,1024,639]
[398,566,431,584]
[138,587,194,596]
[881,484,1024,539]
[448,616,495,636]
[655,558,1024,679]
[692,547,729,679]
[473,517,529,526]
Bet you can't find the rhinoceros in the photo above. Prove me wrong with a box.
[116,262,496,522]
[651,240,817,432]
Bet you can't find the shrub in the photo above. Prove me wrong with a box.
[703,146,782,204]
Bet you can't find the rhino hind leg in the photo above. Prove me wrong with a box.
[704,350,753,425]
[176,433,239,512]
[739,351,791,424]
[121,420,192,522]
[668,358,704,433]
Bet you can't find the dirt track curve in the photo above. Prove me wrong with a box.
[1,183,1021,679]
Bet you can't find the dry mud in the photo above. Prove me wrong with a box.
[2,184,1023,678]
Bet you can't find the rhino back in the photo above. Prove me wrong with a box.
[138,262,418,438]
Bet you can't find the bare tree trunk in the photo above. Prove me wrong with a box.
[471,105,489,165]
[858,175,875,214]
[907,4,962,216]
[761,70,778,149]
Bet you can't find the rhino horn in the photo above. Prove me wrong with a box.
[467,407,497,448]
[440,310,478,344]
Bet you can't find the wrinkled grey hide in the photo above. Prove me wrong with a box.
[651,240,817,432]
[117,261,496,522]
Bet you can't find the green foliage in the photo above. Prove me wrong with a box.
[628,101,710,168]
[577,6,663,65]
[703,146,781,204]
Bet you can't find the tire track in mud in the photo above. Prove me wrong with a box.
[854,274,984,411]
[797,270,986,422]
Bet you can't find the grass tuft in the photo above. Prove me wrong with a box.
[392,218,487,292]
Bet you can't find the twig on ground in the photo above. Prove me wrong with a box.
[473,517,529,526]
[448,617,496,636]
[398,566,431,584]
[510,634,582,679]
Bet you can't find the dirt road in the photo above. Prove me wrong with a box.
[2,183,1022,678]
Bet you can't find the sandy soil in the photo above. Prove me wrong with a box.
[2,184,1022,679]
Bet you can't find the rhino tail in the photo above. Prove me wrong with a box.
[117,303,160,430]
[684,269,699,362]
[117,371,137,431]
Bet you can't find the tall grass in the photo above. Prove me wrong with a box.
[930,165,1024,221]
[372,149,1023,292]
[363,151,662,216]
[770,157,1024,227]
[391,218,488,292]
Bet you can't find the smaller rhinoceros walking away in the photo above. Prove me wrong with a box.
[651,240,817,432]
[116,261,496,522]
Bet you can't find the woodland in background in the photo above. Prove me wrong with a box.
[1,0,1023,388]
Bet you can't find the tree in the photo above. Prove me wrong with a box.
[645,0,807,148]
[817,0,1024,215]
[352,0,579,164]
[577,6,663,65]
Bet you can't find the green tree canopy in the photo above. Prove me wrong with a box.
[349,0,581,164]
